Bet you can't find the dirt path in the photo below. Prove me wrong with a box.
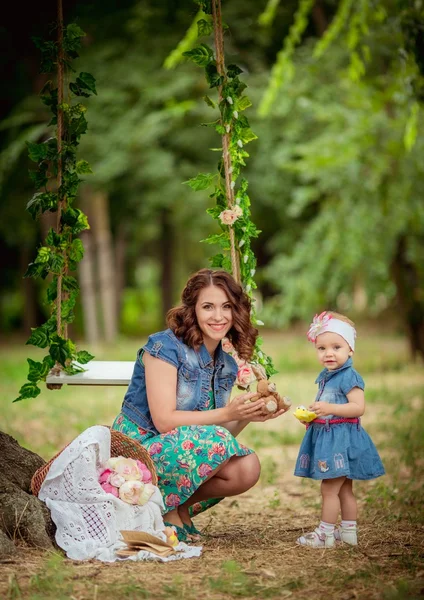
[1,408,423,600]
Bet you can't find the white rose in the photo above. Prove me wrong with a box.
[119,480,144,505]
[219,209,239,225]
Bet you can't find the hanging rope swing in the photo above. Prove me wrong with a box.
[46,0,261,388]
[211,0,241,285]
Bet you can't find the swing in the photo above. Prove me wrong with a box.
[46,361,134,387]
[44,0,260,391]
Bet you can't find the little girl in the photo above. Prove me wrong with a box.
[294,311,385,548]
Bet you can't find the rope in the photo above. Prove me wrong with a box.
[212,0,241,284]
[49,0,66,379]
[56,0,64,339]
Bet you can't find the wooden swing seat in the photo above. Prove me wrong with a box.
[46,361,133,388]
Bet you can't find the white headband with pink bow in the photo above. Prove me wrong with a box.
[307,311,356,350]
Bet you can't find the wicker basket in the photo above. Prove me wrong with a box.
[30,427,157,496]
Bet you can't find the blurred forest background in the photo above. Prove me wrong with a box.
[0,0,423,356]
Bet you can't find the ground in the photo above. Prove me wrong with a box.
[1,331,423,599]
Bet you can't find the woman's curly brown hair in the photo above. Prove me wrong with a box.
[166,268,258,361]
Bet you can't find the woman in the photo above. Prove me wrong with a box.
[112,269,286,541]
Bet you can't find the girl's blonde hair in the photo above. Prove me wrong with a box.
[326,311,355,328]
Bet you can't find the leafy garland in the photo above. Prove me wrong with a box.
[182,0,277,378]
[15,22,96,402]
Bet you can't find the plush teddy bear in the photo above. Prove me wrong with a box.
[251,379,292,414]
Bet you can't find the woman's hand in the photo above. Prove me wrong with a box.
[309,401,332,417]
[226,392,266,421]
[249,407,288,422]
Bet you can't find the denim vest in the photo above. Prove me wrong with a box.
[314,357,365,420]
[121,328,238,434]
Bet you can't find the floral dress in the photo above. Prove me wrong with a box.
[112,391,253,517]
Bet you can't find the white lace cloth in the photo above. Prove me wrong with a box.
[38,425,202,562]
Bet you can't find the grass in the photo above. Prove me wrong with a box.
[1,328,424,599]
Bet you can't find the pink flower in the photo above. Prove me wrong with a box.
[208,442,226,459]
[191,502,203,516]
[99,468,113,485]
[212,442,226,456]
[136,460,152,483]
[222,337,235,354]
[233,354,245,367]
[307,311,332,342]
[181,440,195,450]
[119,480,144,505]
[176,475,191,491]
[219,209,239,226]
[236,363,256,388]
[198,463,213,478]
[109,472,126,488]
[165,493,181,507]
[149,442,163,455]
[106,457,141,481]
[100,481,119,497]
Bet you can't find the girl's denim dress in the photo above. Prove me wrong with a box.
[294,358,385,480]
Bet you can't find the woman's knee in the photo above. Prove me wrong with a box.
[237,453,261,490]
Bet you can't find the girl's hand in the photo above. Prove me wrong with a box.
[309,401,332,417]
[226,392,266,421]
[249,407,288,422]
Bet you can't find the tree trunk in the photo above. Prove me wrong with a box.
[159,207,174,325]
[0,431,56,558]
[114,221,127,325]
[79,229,101,345]
[92,190,117,342]
[391,236,424,360]
[311,0,328,36]
[20,245,37,334]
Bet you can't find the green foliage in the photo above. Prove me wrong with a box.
[163,10,205,70]
[183,172,216,191]
[15,22,96,402]
[259,0,315,116]
[181,2,276,377]
[183,43,214,67]
[258,40,424,327]
[258,0,282,28]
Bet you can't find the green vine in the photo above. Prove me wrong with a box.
[258,0,314,116]
[182,0,277,378]
[14,22,96,402]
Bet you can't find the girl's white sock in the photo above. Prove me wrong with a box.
[318,521,335,535]
[341,520,356,529]
[335,520,358,545]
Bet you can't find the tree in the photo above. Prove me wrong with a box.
[254,0,424,358]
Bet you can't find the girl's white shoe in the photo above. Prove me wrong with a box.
[297,528,335,548]
[334,526,358,545]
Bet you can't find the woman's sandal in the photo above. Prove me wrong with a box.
[163,521,194,544]
[183,522,203,538]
